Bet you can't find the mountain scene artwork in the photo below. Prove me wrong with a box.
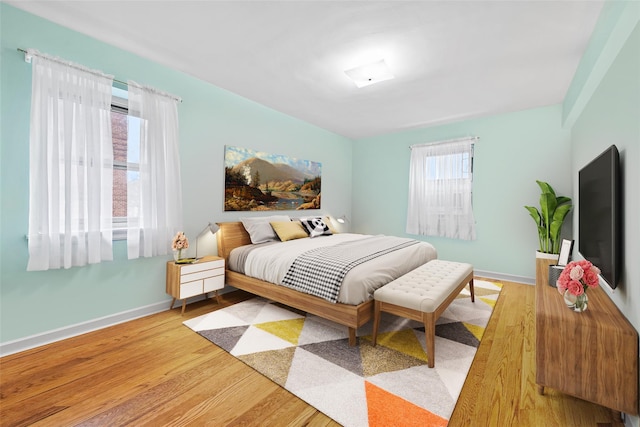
[224,145,322,211]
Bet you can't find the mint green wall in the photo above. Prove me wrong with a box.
[571,21,639,331]
[568,7,639,423]
[0,4,352,343]
[352,105,572,280]
[562,0,637,128]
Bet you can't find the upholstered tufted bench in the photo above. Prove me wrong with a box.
[371,259,475,368]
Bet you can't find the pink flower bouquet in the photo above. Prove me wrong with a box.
[556,260,600,295]
[556,260,600,312]
[171,231,189,260]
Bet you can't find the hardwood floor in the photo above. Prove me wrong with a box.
[0,280,624,426]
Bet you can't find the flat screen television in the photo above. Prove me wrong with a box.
[578,145,622,289]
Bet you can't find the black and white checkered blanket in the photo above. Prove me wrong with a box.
[281,235,419,303]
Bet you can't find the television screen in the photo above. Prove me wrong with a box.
[578,145,621,289]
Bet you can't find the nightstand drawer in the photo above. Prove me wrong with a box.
[204,275,224,292]
[180,280,203,299]
[181,268,222,284]
[180,259,224,274]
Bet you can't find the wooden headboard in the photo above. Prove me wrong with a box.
[216,222,251,262]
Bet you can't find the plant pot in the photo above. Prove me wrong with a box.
[536,251,559,287]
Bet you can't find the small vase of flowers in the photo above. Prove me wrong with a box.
[556,260,600,312]
[171,231,189,261]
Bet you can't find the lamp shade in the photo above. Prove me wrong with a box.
[336,215,349,224]
[196,222,219,259]
[205,222,220,235]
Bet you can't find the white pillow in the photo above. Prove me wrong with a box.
[240,215,291,244]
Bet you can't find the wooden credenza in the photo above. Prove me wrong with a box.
[536,280,638,417]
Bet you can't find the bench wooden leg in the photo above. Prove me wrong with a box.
[348,327,357,346]
[423,311,436,368]
[372,300,381,346]
[470,277,475,302]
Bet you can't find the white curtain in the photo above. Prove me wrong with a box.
[27,50,114,271]
[126,81,183,259]
[406,138,477,240]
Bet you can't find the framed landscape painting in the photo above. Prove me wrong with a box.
[224,146,322,211]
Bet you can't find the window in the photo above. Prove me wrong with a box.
[406,138,477,240]
[26,49,183,269]
[110,88,141,240]
[424,151,471,181]
[423,151,472,213]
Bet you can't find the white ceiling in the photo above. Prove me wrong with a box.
[7,1,604,139]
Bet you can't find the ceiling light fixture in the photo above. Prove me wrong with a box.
[344,59,394,88]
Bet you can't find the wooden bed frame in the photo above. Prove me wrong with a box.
[216,221,373,346]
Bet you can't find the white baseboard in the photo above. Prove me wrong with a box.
[0,293,217,357]
[0,273,530,358]
[475,269,534,286]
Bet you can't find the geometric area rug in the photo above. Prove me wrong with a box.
[184,280,502,427]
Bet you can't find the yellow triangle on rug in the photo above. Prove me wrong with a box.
[256,318,306,345]
[362,329,428,363]
[463,322,486,341]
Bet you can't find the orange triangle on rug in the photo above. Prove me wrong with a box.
[366,381,448,427]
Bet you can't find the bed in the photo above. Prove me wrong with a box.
[216,221,437,345]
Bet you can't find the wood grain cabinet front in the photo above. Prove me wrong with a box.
[166,256,225,314]
[535,280,638,419]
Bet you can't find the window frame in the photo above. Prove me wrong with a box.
[111,91,140,241]
[423,150,474,214]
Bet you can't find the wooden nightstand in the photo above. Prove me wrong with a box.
[166,255,225,314]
